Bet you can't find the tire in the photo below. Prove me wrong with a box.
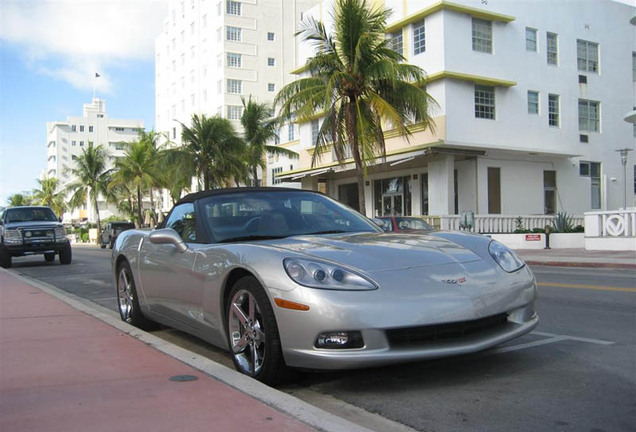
[59,244,72,265]
[116,261,155,330]
[44,252,55,262]
[109,237,114,249]
[226,276,290,386]
[0,246,11,268]
[100,242,106,249]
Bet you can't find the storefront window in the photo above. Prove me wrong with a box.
[373,176,411,217]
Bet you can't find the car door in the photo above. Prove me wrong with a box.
[137,203,204,332]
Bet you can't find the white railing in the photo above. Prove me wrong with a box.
[583,210,636,251]
[420,214,584,233]
[584,210,636,238]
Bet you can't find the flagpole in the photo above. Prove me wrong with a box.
[93,73,100,101]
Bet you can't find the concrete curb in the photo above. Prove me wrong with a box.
[525,260,636,270]
[3,268,376,432]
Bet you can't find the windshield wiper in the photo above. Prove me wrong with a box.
[218,235,288,243]
[304,230,348,235]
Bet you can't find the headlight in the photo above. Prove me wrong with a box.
[55,227,67,241]
[3,229,23,245]
[283,258,378,291]
[489,240,525,273]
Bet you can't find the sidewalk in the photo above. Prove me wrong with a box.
[0,270,372,432]
[515,248,636,269]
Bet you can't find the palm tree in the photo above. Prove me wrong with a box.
[66,143,111,234]
[32,176,67,217]
[274,0,436,214]
[241,96,298,186]
[111,140,157,226]
[163,114,248,190]
[7,193,31,207]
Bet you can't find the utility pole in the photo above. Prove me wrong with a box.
[615,148,633,209]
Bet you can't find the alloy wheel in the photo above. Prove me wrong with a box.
[228,289,266,376]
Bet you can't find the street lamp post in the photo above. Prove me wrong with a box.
[615,148,633,209]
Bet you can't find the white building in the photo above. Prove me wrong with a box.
[154,0,320,198]
[45,98,143,222]
[275,0,636,218]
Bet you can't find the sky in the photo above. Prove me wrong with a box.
[0,0,169,205]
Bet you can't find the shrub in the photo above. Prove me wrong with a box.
[552,212,574,233]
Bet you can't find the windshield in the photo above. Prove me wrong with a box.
[394,217,432,231]
[4,207,58,223]
[200,190,380,243]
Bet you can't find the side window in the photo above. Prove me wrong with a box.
[165,203,198,242]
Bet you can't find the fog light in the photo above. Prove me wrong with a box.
[315,331,364,349]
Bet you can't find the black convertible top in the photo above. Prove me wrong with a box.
[176,187,318,205]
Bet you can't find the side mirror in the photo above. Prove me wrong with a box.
[149,228,188,253]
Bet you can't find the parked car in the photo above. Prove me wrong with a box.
[113,188,538,385]
[0,206,71,268]
[100,221,135,249]
[373,216,433,232]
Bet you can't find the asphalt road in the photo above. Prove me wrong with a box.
[8,245,636,432]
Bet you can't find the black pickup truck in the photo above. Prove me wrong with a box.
[0,206,72,268]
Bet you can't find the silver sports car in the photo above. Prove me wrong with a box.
[113,188,538,385]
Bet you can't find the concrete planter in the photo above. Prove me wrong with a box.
[490,233,585,250]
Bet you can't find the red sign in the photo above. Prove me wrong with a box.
[525,234,542,241]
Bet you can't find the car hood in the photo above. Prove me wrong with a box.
[267,232,482,272]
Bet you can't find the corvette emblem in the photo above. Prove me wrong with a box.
[442,277,467,285]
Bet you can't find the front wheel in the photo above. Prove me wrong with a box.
[0,246,11,268]
[117,261,155,329]
[59,244,72,265]
[226,276,290,386]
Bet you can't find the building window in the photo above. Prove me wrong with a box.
[71,141,76,146]
[272,167,283,185]
[227,79,242,94]
[474,85,495,119]
[544,170,556,214]
[227,53,241,68]
[388,30,403,55]
[311,120,319,145]
[267,57,275,66]
[71,125,76,132]
[79,141,85,147]
[577,39,599,73]
[267,83,275,92]
[413,20,425,55]
[578,99,600,132]
[79,125,85,132]
[227,105,243,120]
[580,161,601,209]
[548,94,560,127]
[267,32,275,41]
[487,167,501,214]
[288,124,295,141]
[526,28,537,52]
[472,18,492,54]
[547,32,558,65]
[527,91,539,114]
[89,126,94,132]
[226,26,241,41]
[226,0,241,16]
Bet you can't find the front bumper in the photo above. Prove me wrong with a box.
[4,240,69,256]
[272,262,539,370]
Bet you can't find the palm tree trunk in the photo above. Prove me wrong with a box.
[346,101,366,216]
[92,192,102,237]
[137,186,143,227]
[252,166,259,187]
[148,187,157,226]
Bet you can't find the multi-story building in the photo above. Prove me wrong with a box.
[155,0,320,199]
[45,98,143,222]
[275,0,636,218]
